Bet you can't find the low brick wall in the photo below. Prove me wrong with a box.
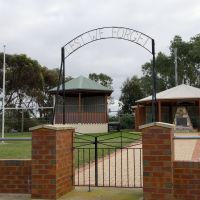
[0,160,31,193]
[173,161,200,200]
[0,125,74,199]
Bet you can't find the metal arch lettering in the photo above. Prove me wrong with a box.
[52,26,157,125]
[63,27,154,58]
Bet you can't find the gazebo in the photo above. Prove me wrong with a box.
[50,76,113,133]
[133,84,200,131]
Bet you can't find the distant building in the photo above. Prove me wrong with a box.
[50,76,113,133]
[133,84,200,131]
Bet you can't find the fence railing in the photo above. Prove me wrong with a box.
[73,132,142,189]
[0,138,32,141]
[0,107,53,134]
[174,136,200,139]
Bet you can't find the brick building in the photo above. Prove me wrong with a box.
[133,84,200,131]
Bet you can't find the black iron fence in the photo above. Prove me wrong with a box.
[73,132,143,189]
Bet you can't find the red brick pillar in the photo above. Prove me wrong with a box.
[30,125,75,199]
[140,122,174,200]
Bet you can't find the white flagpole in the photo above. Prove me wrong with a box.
[2,45,6,142]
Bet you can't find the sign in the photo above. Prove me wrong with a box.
[176,117,187,126]
[64,27,153,57]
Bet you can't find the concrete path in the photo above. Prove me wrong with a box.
[174,132,200,161]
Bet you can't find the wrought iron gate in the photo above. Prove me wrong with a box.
[73,132,143,188]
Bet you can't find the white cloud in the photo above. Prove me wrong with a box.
[0,0,200,99]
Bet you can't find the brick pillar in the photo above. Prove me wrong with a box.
[135,106,139,131]
[30,124,75,199]
[140,122,174,200]
[135,106,146,131]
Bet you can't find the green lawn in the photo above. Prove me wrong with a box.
[60,187,143,200]
[74,131,141,167]
[0,131,141,167]
[0,132,32,159]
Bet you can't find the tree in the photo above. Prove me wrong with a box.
[89,73,113,89]
[37,67,60,119]
[0,54,60,108]
[141,52,175,96]
[0,54,44,108]
[170,35,200,86]
[119,113,134,129]
[119,76,144,114]
[118,33,200,119]
[0,53,60,130]
[140,34,200,96]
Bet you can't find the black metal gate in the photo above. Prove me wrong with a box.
[73,132,143,189]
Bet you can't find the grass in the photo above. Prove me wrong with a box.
[0,132,32,159]
[74,131,141,167]
[60,187,143,200]
[0,187,143,200]
[0,131,142,167]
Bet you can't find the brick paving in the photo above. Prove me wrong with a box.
[191,133,200,161]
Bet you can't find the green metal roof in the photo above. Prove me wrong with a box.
[50,76,113,93]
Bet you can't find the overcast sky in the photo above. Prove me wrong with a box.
[1,0,200,100]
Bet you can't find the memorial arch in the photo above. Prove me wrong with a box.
[52,27,157,123]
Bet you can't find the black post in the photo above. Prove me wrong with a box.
[61,47,66,124]
[51,62,63,124]
[152,39,156,122]
[120,132,122,148]
[94,137,98,186]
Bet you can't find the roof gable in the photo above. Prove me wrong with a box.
[50,76,113,93]
[136,84,200,103]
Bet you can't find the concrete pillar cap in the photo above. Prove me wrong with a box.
[29,124,75,131]
[139,122,175,130]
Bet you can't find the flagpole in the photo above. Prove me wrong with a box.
[2,45,6,142]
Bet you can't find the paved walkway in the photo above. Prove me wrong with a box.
[192,138,200,161]
[174,132,200,161]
